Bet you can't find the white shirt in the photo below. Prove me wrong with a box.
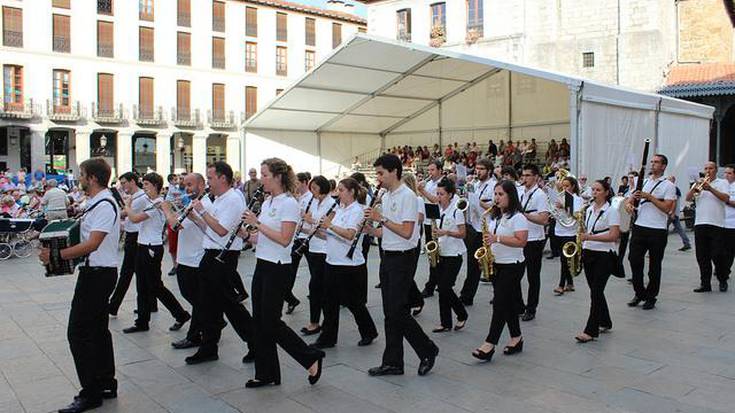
[412,195,425,246]
[306,196,337,254]
[582,201,620,252]
[296,191,314,239]
[123,189,147,233]
[325,201,365,266]
[256,192,300,264]
[520,186,549,241]
[554,193,584,237]
[489,212,528,264]
[203,188,245,250]
[694,178,729,227]
[424,177,440,198]
[632,176,677,230]
[137,196,165,245]
[438,202,466,257]
[468,178,496,232]
[726,181,735,229]
[81,189,120,267]
[381,184,419,251]
[177,196,212,267]
[42,187,68,211]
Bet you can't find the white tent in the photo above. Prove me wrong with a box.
[243,34,713,186]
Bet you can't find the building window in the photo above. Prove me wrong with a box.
[304,50,315,72]
[3,65,23,111]
[139,0,154,21]
[177,32,191,65]
[213,0,225,32]
[276,46,288,76]
[177,80,190,119]
[97,21,113,57]
[246,7,257,37]
[467,0,483,37]
[212,37,225,69]
[245,86,257,119]
[305,17,315,47]
[396,9,411,42]
[358,27,366,33]
[430,2,446,43]
[276,12,287,42]
[2,7,23,48]
[177,0,190,27]
[582,52,595,68]
[332,23,342,48]
[52,14,71,53]
[245,42,257,73]
[53,0,71,9]
[139,26,154,62]
[139,77,154,118]
[98,0,113,15]
[97,73,114,115]
[276,88,284,96]
[212,83,225,120]
[52,69,71,113]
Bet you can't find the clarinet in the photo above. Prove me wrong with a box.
[293,202,339,257]
[346,185,382,259]
[172,188,210,231]
[293,195,315,253]
[630,138,652,225]
[215,187,264,263]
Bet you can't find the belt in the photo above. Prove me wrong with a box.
[79,266,116,271]
[383,249,413,256]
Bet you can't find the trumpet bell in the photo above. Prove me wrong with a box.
[473,246,486,260]
[561,241,577,258]
[425,240,438,253]
[455,197,468,212]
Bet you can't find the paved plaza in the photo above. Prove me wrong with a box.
[0,234,734,413]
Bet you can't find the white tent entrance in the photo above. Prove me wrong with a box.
[243,34,713,186]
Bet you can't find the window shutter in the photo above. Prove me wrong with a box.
[139,77,153,114]
[212,83,225,117]
[246,7,257,37]
[245,86,257,119]
[177,0,190,26]
[332,23,341,49]
[305,18,315,46]
[276,12,287,42]
[98,73,113,113]
[177,80,190,116]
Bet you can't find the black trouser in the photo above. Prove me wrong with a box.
[582,250,613,337]
[548,225,561,256]
[423,224,438,293]
[723,228,735,281]
[198,250,254,355]
[486,262,523,344]
[522,239,545,312]
[109,231,142,313]
[68,267,117,400]
[285,241,304,307]
[252,259,323,382]
[176,264,203,342]
[615,231,630,278]
[408,245,425,309]
[694,224,728,287]
[437,255,467,329]
[380,250,436,368]
[135,244,188,327]
[305,251,326,325]
[317,263,378,345]
[629,224,668,302]
[460,227,482,302]
[556,236,576,288]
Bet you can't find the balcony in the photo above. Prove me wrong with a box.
[53,36,71,53]
[212,56,225,69]
[171,107,200,128]
[91,102,125,124]
[0,99,37,119]
[133,105,165,126]
[397,31,411,43]
[207,109,236,129]
[98,43,113,58]
[97,0,113,15]
[178,12,191,27]
[47,100,84,122]
[3,30,23,48]
[177,52,191,66]
[213,17,225,33]
[140,48,154,62]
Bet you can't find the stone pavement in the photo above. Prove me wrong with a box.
[1,233,734,413]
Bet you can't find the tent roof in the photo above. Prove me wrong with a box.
[244,34,713,134]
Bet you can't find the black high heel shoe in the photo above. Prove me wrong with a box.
[245,378,281,388]
[471,347,495,361]
[503,339,524,355]
[308,357,323,385]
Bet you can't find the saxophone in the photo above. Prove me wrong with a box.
[424,219,440,268]
[473,207,495,281]
[561,205,587,277]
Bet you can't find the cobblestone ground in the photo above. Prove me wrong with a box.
[0,233,734,413]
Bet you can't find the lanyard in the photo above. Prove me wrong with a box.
[586,207,606,234]
[522,188,538,212]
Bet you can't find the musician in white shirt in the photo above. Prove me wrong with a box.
[400,173,425,315]
[722,165,735,285]
[284,172,312,314]
[552,176,584,295]
[39,157,120,413]
[575,180,620,343]
[418,160,443,297]
[311,177,378,349]
[472,180,528,363]
[686,161,731,292]
[122,173,190,334]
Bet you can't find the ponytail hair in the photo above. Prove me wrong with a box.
[261,158,296,194]
[339,177,366,204]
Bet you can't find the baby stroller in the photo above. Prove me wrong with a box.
[0,218,36,260]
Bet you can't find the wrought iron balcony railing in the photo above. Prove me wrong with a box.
[47,100,84,121]
[53,36,70,53]
[133,105,165,126]
[171,107,200,127]
[207,109,236,128]
[91,102,125,123]
[0,99,37,119]
[3,30,22,47]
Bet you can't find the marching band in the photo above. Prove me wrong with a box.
[36,147,735,412]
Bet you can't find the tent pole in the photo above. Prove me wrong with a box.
[654,98,661,153]
[317,131,322,174]
[438,101,443,149]
[508,71,512,141]
[569,82,582,174]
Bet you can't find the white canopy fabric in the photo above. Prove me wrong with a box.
[243,34,713,186]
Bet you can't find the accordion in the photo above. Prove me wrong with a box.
[39,219,82,276]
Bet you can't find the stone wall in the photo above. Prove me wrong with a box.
[678,0,734,63]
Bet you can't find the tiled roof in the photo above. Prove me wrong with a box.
[659,63,735,97]
[237,0,366,25]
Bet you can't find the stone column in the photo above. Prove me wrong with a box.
[192,134,208,175]
[156,133,171,175]
[117,131,133,174]
[29,127,46,173]
[74,130,91,168]
[226,135,241,173]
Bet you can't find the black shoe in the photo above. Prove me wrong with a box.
[678,245,691,251]
[108,307,117,318]
[418,346,439,376]
[368,365,404,376]
[374,283,382,289]
[101,379,117,399]
[245,378,281,388]
[627,297,643,307]
[169,313,192,331]
[411,305,424,316]
[308,356,324,385]
[421,289,434,298]
[358,335,377,346]
[242,349,255,363]
[285,300,300,315]
[58,396,102,413]
[301,326,322,336]
[693,286,712,293]
[720,281,728,292]
[642,300,656,310]
[122,325,149,334]
[310,341,335,349]
[521,310,536,322]
[472,347,495,361]
[168,267,177,276]
[432,326,451,333]
[185,351,219,365]
[503,339,524,355]
[172,338,201,349]
[546,254,558,260]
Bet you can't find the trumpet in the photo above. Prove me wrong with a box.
[424,219,440,268]
[215,187,264,263]
[172,188,210,231]
[561,205,587,277]
[692,175,711,197]
[474,206,496,281]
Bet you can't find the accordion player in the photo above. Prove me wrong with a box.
[39,219,83,276]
